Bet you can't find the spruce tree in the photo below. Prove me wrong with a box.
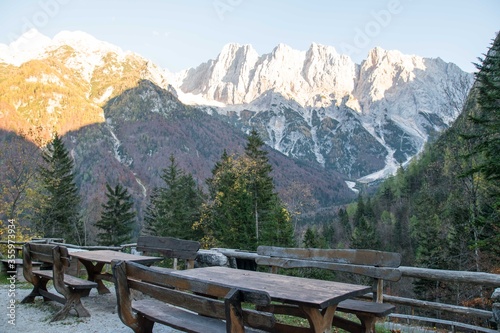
[303,226,320,248]
[469,33,500,182]
[464,33,500,255]
[95,183,136,246]
[35,133,83,244]
[144,155,203,240]
[196,130,294,250]
[351,215,380,250]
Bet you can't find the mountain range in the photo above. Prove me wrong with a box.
[0,29,474,229]
[174,41,473,180]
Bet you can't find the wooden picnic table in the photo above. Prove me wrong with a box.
[171,266,371,333]
[70,250,162,294]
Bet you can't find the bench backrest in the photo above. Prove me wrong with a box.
[112,260,275,332]
[22,243,71,296]
[136,236,200,269]
[256,246,402,302]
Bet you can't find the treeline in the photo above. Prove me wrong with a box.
[297,34,499,323]
[303,33,500,273]
[1,129,294,251]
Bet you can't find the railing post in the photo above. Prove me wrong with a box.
[492,288,500,330]
[373,278,384,303]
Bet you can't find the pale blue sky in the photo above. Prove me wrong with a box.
[0,0,498,72]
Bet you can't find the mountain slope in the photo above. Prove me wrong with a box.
[175,43,473,181]
[0,30,474,223]
[0,29,173,141]
[63,80,354,238]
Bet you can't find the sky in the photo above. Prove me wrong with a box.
[0,0,498,73]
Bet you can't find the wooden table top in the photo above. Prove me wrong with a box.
[70,250,162,265]
[172,266,371,309]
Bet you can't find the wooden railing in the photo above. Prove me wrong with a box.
[2,241,498,332]
[214,248,500,333]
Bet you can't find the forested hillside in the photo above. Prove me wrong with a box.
[309,34,500,270]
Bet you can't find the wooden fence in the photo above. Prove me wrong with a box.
[2,241,498,332]
[215,248,500,333]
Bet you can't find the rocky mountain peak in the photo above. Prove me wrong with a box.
[0,30,474,184]
[175,42,473,181]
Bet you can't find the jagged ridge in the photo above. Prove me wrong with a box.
[175,43,474,181]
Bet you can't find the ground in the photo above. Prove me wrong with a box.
[0,283,179,333]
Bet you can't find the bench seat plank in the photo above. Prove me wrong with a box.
[337,299,395,317]
[133,299,227,333]
[133,299,267,333]
[34,270,98,289]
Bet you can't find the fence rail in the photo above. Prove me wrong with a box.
[215,248,499,332]
[1,241,498,331]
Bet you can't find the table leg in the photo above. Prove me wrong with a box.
[78,260,111,294]
[299,305,337,333]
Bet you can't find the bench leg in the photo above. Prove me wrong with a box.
[51,289,92,322]
[136,314,155,333]
[21,278,50,303]
[356,314,377,333]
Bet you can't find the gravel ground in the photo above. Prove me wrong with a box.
[1,282,180,333]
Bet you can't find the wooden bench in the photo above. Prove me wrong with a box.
[136,235,200,270]
[112,260,275,333]
[21,243,98,321]
[256,246,402,333]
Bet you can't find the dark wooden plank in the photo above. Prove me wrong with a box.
[388,314,499,333]
[135,301,224,333]
[39,289,66,304]
[70,250,161,265]
[257,246,401,267]
[132,299,231,333]
[2,258,24,265]
[126,261,231,298]
[137,236,200,260]
[129,279,227,320]
[113,260,275,333]
[34,269,98,289]
[28,243,57,263]
[124,263,275,331]
[382,294,493,319]
[399,266,500,286]
[171,266,371,309]
[256,257,402,281]
[337,299,395,317]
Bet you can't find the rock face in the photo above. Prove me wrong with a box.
[175,43,473,180]
[0,29,473,183]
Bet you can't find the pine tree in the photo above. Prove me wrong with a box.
[468,33,500,182]
[303,226,320,248]
[144,155,203,240]
[338,208,352,241]
[244,129,274,242]
[351,195,380,250]
[95,183,136,246]
[463,33,500,256]
[34,133,83,244]
[198,152,255,249]
[351,215,380,250]
[196,131,294,250]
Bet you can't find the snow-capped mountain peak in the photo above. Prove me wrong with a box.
[0,30,474,183]
[175,42,473,181]
[0,28,52,65]
[52,30,124,56]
